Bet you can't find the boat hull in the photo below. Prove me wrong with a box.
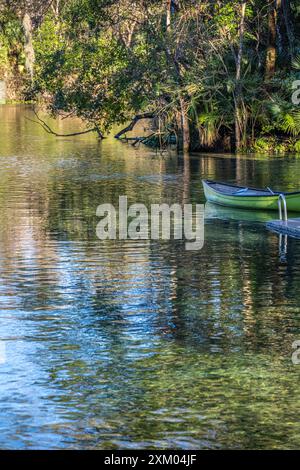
[204,202,279,223]
[202,180,300,211]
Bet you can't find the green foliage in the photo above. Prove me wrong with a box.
[267,97,300,137]
[0,44,8,77]
[294,140,300,153]
[252,137,300,154]
[0,7,23,78]
[253,137,275,153]
[33,12,131,128]
[0,0,299,151]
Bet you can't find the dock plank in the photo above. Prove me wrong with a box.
[266,218,300,238]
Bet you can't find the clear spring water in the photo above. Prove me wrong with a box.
[0,105,300,449]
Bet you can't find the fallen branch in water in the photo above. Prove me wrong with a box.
[26,108,104,138]
[114,112,155,139]
[131,132,156,146]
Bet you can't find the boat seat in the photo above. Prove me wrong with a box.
[235,188,249,194]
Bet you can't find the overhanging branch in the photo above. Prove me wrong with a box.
[26,108,104,138]
[114,112,155,139]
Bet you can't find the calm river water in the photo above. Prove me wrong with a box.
[0,105,300,449]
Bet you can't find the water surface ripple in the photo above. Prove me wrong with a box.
[0,106,300,449]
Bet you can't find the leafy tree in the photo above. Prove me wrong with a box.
[1,0,299,152]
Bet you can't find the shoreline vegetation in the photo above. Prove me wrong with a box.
[0,1,300,154]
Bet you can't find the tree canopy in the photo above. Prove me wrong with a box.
[0,0,300,152]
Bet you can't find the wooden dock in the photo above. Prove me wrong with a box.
[267,218,300,238]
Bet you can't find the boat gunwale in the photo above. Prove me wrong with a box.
[202,179,300,197]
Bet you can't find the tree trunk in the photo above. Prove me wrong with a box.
[180,97,190,153]
[51,0,60,18]
[166,0,171,29]
[23,13,35,81]
[165,1,189,151]
[265,0,278,80]
[281,0,294,60]
[234,1,247,152]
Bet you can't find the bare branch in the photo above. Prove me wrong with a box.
[26,108,104,138]
[114,112,155,139]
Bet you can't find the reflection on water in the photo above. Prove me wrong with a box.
[1,106,300,449]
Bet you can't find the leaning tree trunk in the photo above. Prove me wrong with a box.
[23,13,35,81]
[265,0,278,80]
[234,1,247,152]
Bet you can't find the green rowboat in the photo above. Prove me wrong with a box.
[202,179,300,212]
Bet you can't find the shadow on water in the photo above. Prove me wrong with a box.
[0,106,300,449]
